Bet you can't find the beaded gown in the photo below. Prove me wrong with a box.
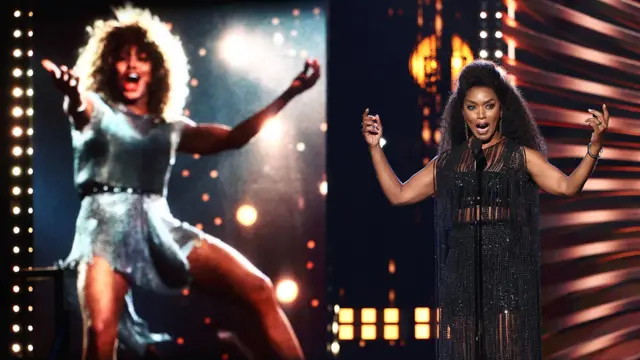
[434,139,541,360]
[62,91,214,354]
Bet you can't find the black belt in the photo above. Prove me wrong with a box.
[78,183,161,200]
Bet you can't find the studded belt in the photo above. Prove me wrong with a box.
[78,182,161,199]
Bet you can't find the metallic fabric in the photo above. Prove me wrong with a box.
[434,139,541,359]
[63,92,210,352]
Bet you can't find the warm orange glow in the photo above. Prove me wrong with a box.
[359,340,366,347]
[384,308,399,323]
[275,278,299,304]
[306,261,314,270]
[434,128,442,144]
[389,289,396,302]
[409,35,438,89]
[204,317,211,324]
[310,299,319,307]
[338,308,354,323]
[201,193,210,202]
[235,205,257,226]
[415,324,430,339]
[198,48,207,56]
[415,307,430,323]
[182,288,190,296]
[190,78,198,87]
[384,325,399,340]
[176,337,184,345]
[338,324,354,340]
[388,259,396,274]
[181,169,190,177]
[209,170,219,178]
[195,223,203,230]
[307,240,316,249]
[213,217,223,226]
[193,153,200,159]
[451,35,474,90]
[361,308,376,323]
[435,14,442,36]
[361,324,376,340]
[422,121,432,144]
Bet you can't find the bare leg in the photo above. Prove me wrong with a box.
[187,238,304,360]
[77,257,129,360]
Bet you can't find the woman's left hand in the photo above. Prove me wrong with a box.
[288,59,321,96]
[586,104,610,147]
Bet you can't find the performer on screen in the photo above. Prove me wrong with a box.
[362,60,609,359]
[41,5,319,360]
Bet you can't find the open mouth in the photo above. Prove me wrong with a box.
[123,72,141,91]
[476,123,490,134]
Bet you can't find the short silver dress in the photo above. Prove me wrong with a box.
[63,91,215,353]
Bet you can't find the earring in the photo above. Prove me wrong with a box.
[465,122,470,139]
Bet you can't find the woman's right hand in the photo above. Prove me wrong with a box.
[41,59,81,100]
[362,108,382,148]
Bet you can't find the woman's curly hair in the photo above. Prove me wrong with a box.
[438,60,546,155]
[73,4,190,119]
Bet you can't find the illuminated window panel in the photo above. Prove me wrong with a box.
[384,308,399,323]
[415,307,430,323]
[361,308,376,323]
[338,324,354,340]
[338,308,354,324]
[383,324,399,340]
[415,324,430,339]
[361,324,376,340]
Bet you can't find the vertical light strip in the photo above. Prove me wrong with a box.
[10,6,35,358]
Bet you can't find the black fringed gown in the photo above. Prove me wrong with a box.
[434,138,541,360]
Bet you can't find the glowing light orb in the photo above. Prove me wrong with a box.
[218,30,252,67]
[261,117,283,141]
[236,205,257,227]
[275,278,299,304]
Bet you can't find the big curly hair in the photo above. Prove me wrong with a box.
[438,60,546,155]
[73,5,190,119]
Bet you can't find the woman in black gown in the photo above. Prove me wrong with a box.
[362,60,609,359]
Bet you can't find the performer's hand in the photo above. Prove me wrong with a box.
[362,108,382,148]
[288,59,320,95]
[41,59,81,101]
[585,104,609,146]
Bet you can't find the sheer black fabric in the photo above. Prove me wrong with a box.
[434,138,541,360]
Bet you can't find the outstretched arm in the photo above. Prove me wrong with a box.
[371,145,437,205]
[526,104,609,196]
[363,108,436,205]
[42,59,93,130]
[177,59,320,155]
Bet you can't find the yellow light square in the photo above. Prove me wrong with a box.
[361,324,376,340]
[338,324,354,340]
[338,308,354,324]
[383,308,399,323]
[361,308,376,323]
[415,307,430,323]
[415,324,430,339]
[383,325,399,340]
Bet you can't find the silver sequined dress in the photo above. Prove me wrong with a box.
[63,91,214,353]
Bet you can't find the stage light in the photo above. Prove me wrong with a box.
[14,10,21,17]
[415,324,430,339]
[273,32,284,45]
[338,324,354,340]
[319,180,327,196]
[290,29,298,37]
[12,87,23,97]
[330,341,340,355]
[13,266,19,273]
[13,247,20,254]
[361,308,376,323]
[28,30,33,37]
[13,49,22,57]
[260,117,283,141]
[13,305,20,312]
[292,8,300,16]
[198,48,206,56]
[27,50,33,57]
[380,138,387,148]
[12,146,23,156]
[13,227,19,234]
[313,7,321,15]
[338,308,353,323]
[218,29,252,67]
[11,187,20,195]
[480,11,487,19]
[12,325,20,332]
[12,106,24,117]
[495,50,504,58]
[296,142,306,151]
[275,278,299,304]
[271,17,280,25]
[27,326,32,331]
[26,88,33,96]
[496,11,503,19]
[13,68,22,77]
[12,167,22,176]
[13,286,19,293]
[236,204,258,226]
[495,30,503,38]
[13,207,21,215]
[479,49,488,58]
[27,344,33,352]
[12,343,21,353]
[479,30,487,38]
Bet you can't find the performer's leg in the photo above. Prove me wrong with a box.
[77,257,129,360]
[187,237,304,360]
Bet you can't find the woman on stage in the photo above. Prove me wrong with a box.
[362,60,609,359]
[41,5,319,360]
